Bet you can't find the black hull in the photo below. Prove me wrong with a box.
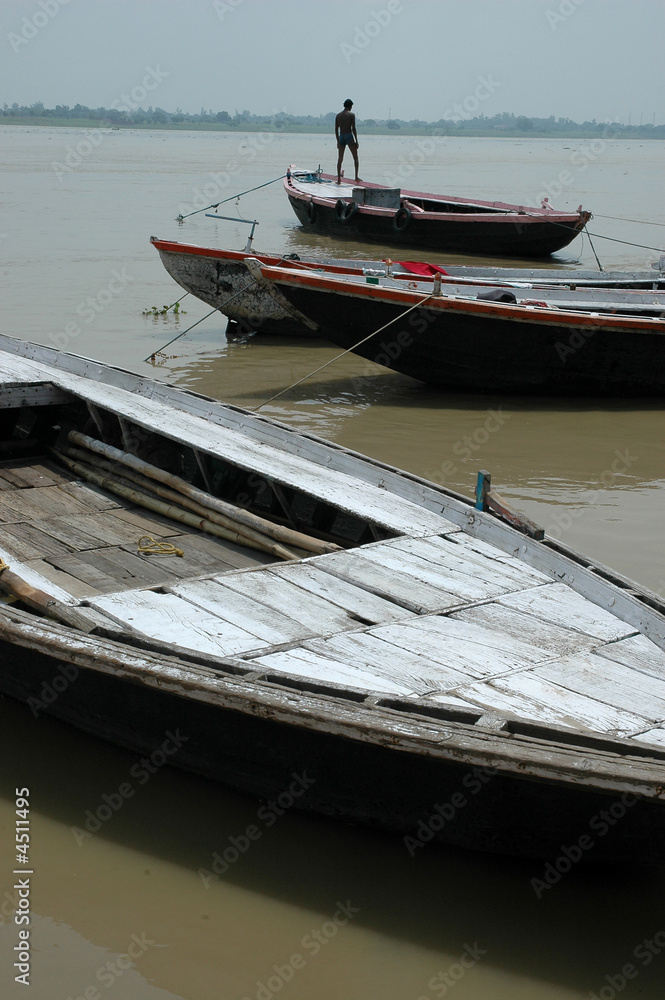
[276,285,665,395]
[2,640,664,864]
[288,197,584,257]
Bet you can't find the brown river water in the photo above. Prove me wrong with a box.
[0,127,664,999]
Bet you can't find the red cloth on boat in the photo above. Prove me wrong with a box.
[396,261,449,276]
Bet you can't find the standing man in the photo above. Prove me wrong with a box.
[335,99,359,184]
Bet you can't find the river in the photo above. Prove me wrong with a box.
[0,126,664,1000]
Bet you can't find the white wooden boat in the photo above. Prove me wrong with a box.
[150,237,665,337]
[1,333,664,862]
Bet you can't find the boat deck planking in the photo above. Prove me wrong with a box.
[2,468,660,748]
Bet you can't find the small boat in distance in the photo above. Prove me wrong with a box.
[249,262,665,395]
[1,333,665,863]
[284,166,591,256]
[150,238,665,337]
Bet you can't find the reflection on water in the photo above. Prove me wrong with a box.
[1,126,665,999]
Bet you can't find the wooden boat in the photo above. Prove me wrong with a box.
[284,166,592,256]
[250,263,665,395]
[150,237,665,338]
[1,333,665,863]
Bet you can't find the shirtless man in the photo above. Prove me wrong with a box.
[335,99,359,184]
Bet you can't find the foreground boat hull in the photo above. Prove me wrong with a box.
[3,635,664,864]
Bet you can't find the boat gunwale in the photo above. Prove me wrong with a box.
[257,264,665,334]
[1,604,665,800]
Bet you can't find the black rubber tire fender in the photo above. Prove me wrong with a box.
[393,205,412,232]
[306,200,317,224]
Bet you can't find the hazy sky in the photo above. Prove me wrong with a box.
[1,0,663,124]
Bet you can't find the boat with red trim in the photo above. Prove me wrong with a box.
[284,166,592,257]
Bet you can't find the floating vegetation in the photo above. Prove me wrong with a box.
[142,300,187,317]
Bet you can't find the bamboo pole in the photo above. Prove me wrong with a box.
[59,443,308,559]
[67,430,339,555]
[52,450,299,561]
[0,560,95,630]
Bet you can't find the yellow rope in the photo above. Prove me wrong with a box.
[137,535,184,557]
[0,558,9,574]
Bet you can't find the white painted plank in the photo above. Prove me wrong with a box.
[631,728,665,748]
[386,534,549,589]
[497,583,637,642]
[310,549,463,613]
[0,355,450,536]
[209,570,358,634]
[367,618,533,679]
[252,647,417,696]
[89,590,266,657]
[266,562,416,623]
[595,633,665,679]
[354,544,501,601]
[302,631,470,693]
[451,603,601,659]
[446,533,551,582]
[535,653,665,721]
[171,577,314,645]
[0,543,78,604]
[460,671,649,736]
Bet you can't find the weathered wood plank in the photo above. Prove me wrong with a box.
[87,547,180,587]
[386,534,550,590]
[309,549,462,614]
[0,522,74,561]
[369,617,543,679]
[353,541,520,603]
[24,557,99,599]
[173,578,314,645]
[461,672,649,736]
[535,653,665,721]
[266,562,417,623]
[45,552,123,591]
[57,480,123,512]
[632,728,665,748]
[498,582,638,642]
[179,531,274,570]
[89,590,265,657]
[251,646,417,695]
[450,603,601,659]
[595,633,665,680]
[211,570,359,634]
[302,631,469,693]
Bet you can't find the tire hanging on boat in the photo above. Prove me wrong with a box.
[306,200,317,224]
[393,205,412,233]
[340,201,359,223]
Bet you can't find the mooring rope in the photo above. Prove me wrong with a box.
[176,173,286,221]
[253,291,436,411]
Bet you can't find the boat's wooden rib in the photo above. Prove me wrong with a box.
[1,335,665,863]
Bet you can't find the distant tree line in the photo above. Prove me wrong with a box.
[2,102,663,137]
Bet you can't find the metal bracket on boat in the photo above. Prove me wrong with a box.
[475,470,544,540]
[204,213,259,252]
